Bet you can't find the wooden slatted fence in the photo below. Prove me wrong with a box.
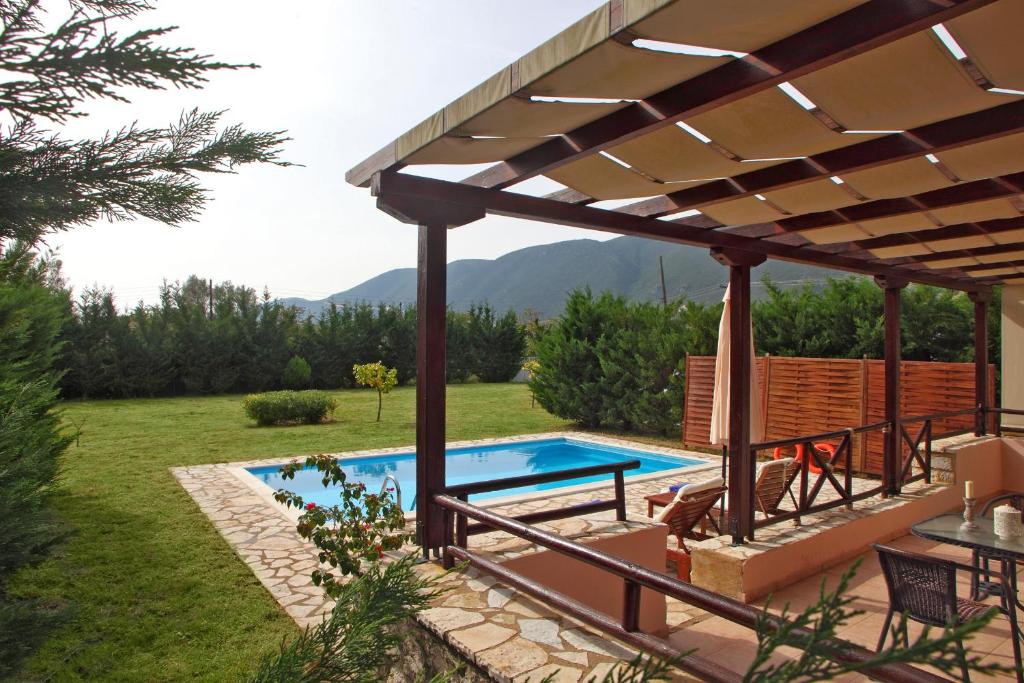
[682,355,995,475]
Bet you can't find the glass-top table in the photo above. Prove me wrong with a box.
[912,514,1023,681]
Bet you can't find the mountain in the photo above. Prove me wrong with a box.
[283,236,843,319]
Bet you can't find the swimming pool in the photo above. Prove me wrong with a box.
[245,437,705,512]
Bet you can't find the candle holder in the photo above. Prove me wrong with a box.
[961,497,978,532]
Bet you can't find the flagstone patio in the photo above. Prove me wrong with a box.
[172,432,1011,681]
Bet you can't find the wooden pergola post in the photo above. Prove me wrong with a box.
[712,248,765,544]
[417,222,447,556]
[876,276,906,496]
[969,289,991,436]
[371,184,484,557]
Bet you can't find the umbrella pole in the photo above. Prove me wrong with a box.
[720,445,727,523]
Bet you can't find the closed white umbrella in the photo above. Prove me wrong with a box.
[709,283,765,447]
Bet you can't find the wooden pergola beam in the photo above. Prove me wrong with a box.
[733,173,1024,238]
[910,242,1024,264]
[372,171,988,291]
[614,99,1024,218]
[462,0,997,191]
[851,217,1024,252]
[960,259,1024,273]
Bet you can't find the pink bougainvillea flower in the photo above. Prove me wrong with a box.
[305,502,316,511]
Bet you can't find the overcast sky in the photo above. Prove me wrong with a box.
[48,0,614,306]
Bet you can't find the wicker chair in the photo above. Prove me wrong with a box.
[971,492,1024,601]
[874,544,998,682]
[655,477,726,579]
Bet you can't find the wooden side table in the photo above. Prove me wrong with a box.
[644,491,676,517]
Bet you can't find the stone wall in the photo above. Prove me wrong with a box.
[383,619,490,683]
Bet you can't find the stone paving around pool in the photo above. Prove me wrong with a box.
[172,432,718,680]
[171,431,946,681]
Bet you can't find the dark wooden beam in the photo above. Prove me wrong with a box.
[960,259,1024,274]
[619,99,1024,218]
[912,242,1024,263]
[461,0,997,190]
[875,276,906,495]
[969,290,991,436]
[373,171,979,290]
[851,217,1024,252]
[375,194,485,228]
[737,173,1024,238]
[712,247,767,269]
[417,223,448,556]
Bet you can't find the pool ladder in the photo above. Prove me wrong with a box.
[380,475,403,510]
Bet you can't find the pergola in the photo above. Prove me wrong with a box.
[347,0,1024,553]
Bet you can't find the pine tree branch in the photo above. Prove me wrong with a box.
[0,110,291,242]
[0,0,254,122]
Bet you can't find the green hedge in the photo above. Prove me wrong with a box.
[242,390,337,426]
[529,289,719,435]
[0,247,72,676]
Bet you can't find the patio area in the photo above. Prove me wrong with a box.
[174,431,1024,681]
[669,533,1021,680]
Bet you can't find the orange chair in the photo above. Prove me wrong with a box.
[773,442,835,475]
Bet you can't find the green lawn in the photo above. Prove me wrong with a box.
[10,383,571,682]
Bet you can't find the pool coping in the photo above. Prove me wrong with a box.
[226,431,719,524]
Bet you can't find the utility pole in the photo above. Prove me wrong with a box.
[658,255,668,307]
[208,279,214,319]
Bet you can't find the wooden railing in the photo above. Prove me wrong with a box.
[992,407,1024,436]
[433,492,947,683]
[897,408,977,484]
[748,408,983,532]
[750,422,890,529]
[440,460,639,544]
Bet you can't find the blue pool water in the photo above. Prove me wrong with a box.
[246,437,703,512]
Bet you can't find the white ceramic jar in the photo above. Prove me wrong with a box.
[993,504,1023,539]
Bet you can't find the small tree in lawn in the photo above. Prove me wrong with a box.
[353,362,397,422]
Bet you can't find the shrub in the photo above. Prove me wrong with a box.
[281,355,312,389]
[530,288,719,435]
[242,390,337,426]
[0,246,73,676]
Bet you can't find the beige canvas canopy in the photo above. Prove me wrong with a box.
[348,0,1024,291]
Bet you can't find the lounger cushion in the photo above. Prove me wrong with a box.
[757,457,794,476]
[676,476,724,499]
[656,476,725,523]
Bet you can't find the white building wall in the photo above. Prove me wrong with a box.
[1003,285,1024,426]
